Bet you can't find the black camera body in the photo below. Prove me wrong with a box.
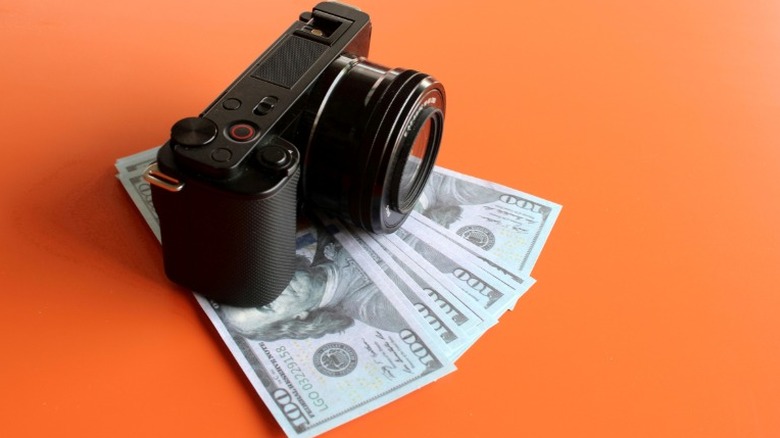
[145,2,445,307]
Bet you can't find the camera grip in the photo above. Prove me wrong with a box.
[152,167,300,307]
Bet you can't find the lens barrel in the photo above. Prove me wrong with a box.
[302,55,445,232]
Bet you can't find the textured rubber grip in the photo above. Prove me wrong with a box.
[152,168,300,307]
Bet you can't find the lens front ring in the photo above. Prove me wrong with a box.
[390,105,444,214]
[357,73,445,232]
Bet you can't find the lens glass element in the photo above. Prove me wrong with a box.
[398,117,432,202]
[391,105,442,214]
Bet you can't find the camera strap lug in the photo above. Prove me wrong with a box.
[143,162,184,192]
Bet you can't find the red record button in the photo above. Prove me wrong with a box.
[228,123,257,142]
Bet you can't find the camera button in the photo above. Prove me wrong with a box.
[171,117,218,148]
[258,145,291,169]
[254,96,278,116]
[228,123,258,142]
[211,148,233,163]
[222,98,241,110]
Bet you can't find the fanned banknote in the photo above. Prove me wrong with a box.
[116,149,455,437]
[116,148,160,240]
[360,228,496,337]
[324,216,475,360]
[398,218,534,311]
[379,228,534,319]
[413,166,562,276]
[359,227,498,353]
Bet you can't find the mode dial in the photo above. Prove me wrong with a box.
[170,117,218,147]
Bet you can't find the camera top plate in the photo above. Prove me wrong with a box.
[159,2,371,196]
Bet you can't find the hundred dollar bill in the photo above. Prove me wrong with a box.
[115,147,158,177]
[413,166,561,275]
[379,229,523,320]
[364,229,498,352]
[321,220,469,351]
[325,218,473,359]
[116,150,456,438]
[348,225,492,334]
[116,148,160,239]
[401,216,534,311]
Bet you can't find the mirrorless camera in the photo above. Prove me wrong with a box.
[144,2,446,307]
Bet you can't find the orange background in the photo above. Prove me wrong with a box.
[1,0,779,436]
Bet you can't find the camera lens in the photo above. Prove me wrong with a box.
[302,55,445,233]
